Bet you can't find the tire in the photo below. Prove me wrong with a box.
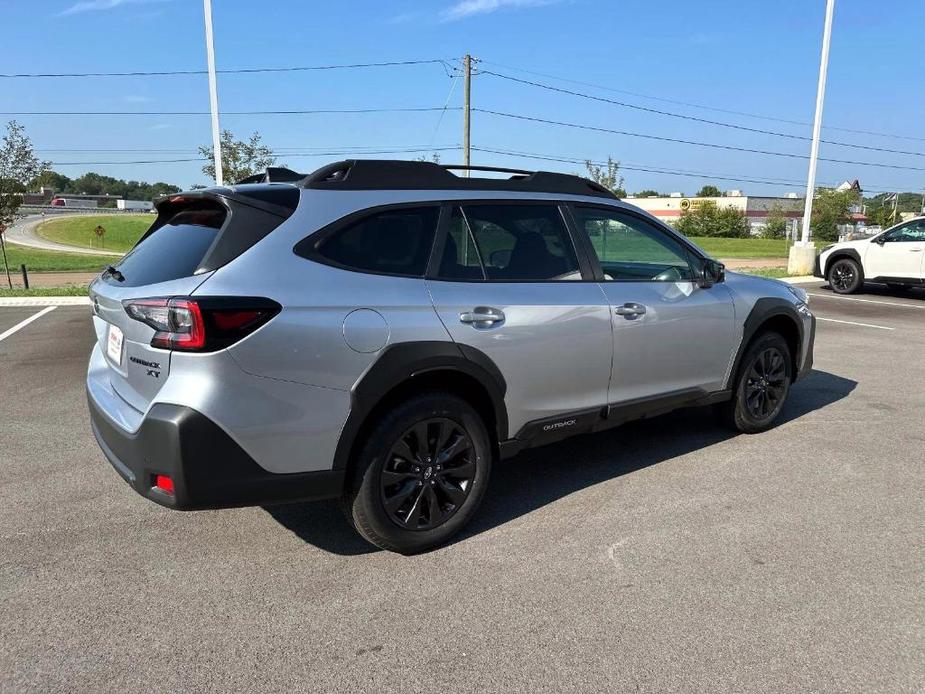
[717,331,792,434]
[342,392,492,554]
[827,257,863,294]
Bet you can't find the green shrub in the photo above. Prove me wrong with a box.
[676,201,750,238]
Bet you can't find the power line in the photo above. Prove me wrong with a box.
[472,146,903,194]
[477,59,925,144]
[479,70,925,158]
[0,59,454,79]
[6,107,461,116]
[475,109,925,173]
[36,143,459,153]
[48,146,462,166]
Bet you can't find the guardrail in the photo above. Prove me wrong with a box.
[18,206,155,216]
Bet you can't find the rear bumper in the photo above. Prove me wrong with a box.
[88,393,344,510]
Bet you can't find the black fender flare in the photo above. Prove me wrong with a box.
[823,248,863,278]
[725,298,807,390]
[332,341,508,471]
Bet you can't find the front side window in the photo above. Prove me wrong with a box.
[573,206,694,281]
[883,220,925,242]
[314,206,439,277]
[437,204,581,281]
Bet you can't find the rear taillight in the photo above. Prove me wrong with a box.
[123,297,280,352]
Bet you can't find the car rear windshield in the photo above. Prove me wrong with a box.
[111,202,226,287]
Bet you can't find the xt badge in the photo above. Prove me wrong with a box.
[130,355,161,379]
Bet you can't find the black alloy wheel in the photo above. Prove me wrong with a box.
[743,347,788,422]
[380,417,477,531]
[715,330,792,434]
[829,258,861,294]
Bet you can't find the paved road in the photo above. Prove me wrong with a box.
[4,215,123,256]
[1,285,923,692]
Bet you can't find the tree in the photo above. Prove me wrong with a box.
[696,184,723,198]
[634,189,662,198]
[27,170,180,202]
[865,191,922,217]
[414,153,442,164]
[0,121,49,287]
[811,187,857,242]
[675,201,750,238]
[762,204,788,239]
[199,130,277,184]
[583,157,625,197]
[30,169,70,192]
[866,204,897,230]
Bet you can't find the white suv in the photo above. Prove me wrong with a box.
[815,217,925,293]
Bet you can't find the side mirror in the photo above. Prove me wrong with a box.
[874,236,886,245]
[698,259,725,288]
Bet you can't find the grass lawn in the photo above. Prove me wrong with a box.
[1,244,116,272]
[35,214,151,253]
[0,286,90,297]
[736,267,791,279]
[687,237,790,259]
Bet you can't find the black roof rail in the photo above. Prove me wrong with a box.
[236,167,307,185]
[300,159,616,199]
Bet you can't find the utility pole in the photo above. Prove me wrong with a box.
[892,191,899,224]
[790,0,835,276]
[203,0,223,186]
[463,54,472,177]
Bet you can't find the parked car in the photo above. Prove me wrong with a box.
[86,160,816,553]
[815,217,925,293]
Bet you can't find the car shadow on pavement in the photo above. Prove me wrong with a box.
[265,369,857,555]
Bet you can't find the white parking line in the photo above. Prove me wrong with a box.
[816,316,894,331]
[0,306,57,342]
[807,293,925,309]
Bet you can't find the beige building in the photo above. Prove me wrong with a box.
[625,191,803,234]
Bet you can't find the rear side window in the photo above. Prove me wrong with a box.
[312,206,439,277]
[112,203,225,287]
[437,204,581,281]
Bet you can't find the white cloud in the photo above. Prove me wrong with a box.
[441,0,562,22]
[58,0,168,17]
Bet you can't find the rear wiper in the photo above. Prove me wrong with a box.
[103,265,125,282]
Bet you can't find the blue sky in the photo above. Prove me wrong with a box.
[4,0,924,196]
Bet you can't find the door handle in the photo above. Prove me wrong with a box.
[614,302,646,318]
[460,307,505,328]
[909,248,923,252]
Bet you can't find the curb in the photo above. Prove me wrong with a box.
[782,276,821,284]
[0,296,91,307]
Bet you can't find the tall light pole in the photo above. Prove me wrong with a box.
[203,0,223,186]
[462,54,472,177]
[790,0,836,275]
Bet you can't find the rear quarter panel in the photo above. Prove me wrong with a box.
[191,190,453,392]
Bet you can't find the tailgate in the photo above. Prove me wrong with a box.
[90,274,212,413]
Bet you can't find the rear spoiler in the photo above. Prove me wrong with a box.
[235,167,307,185]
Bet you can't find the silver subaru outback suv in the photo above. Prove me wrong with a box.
[87,160,815,553]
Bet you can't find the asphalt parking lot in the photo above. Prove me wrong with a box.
[1,284,923,692]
